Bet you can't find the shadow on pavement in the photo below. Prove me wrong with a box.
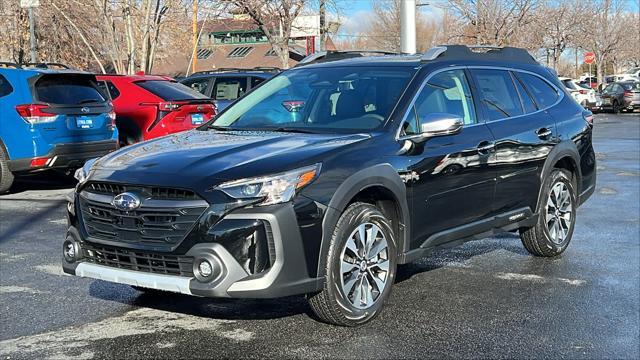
[5,172,77,195]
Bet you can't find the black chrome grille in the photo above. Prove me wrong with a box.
[86,182,200,200]
[78,196,207,246]
[81,243,194,276]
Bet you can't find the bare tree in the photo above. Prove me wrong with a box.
[223,0,308,69]
[535,0,588,70]
[447,0,540,46]
[576,0,627,86]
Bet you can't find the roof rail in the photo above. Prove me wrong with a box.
[0,62,21,69]
[297,50,400,66]
[421,45,538,65]
[192,67,281,76]
[22,62,70,69]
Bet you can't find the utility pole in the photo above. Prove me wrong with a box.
[191,0,198,74]
[319,0,326,51]
[400,0,416,54]
[28,7,36,62]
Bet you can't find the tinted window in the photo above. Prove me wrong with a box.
[135,80,208,101]
[471,69,523,121]
[251,76,265,88]
[213,77,248,100]
[513,74,538,113]
[96,80,120,100]
[403,69,476,135]
[213,67,414,133]
[0,75,12,97]
[34,75,106,105]
[621,82,640,91]
[181,77,210,95]
[517,73,559,108]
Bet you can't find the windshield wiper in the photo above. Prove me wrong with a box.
[269,127,315,134]
[208,124,231,131]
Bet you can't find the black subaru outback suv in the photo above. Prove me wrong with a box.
[63,45,596,326]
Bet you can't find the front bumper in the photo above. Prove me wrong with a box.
[63,201,324,298]
[8,140,118,173]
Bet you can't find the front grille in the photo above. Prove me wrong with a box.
[81,243,194,276]
[87,182,200,200]
[79,196,207,246]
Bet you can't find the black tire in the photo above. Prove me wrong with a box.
[308,202,397,326]
[0,146,14,194]
[520,169,577,257]
[116,118,143,146]
[612,101,620,114]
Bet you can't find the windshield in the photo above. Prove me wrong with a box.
[211,66,415,133]
[621,82,640,91]
[626,67,640,74]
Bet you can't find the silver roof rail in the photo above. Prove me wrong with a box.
[297,50,400,65]
[421,46,448,61]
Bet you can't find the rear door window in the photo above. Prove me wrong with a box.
[470,69,523,121]
[516,73,559,109]
[135,80,208,100]
[212,77,248,100]
[251,76,266,88]
[0,75,13,97]
[512,73,538,113]
[96,80,120,100]
[181,77,211,96]
[34,75,106,105]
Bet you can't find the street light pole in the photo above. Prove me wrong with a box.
[400,0,416,54]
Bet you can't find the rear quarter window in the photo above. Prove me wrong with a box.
[34,75,106,105]
[135,80,208,100]
[516,73,559,109]
[0,75,13,97]
[97,80,121,100]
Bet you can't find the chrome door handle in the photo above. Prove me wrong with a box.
[477,141,495,154]
[536,128,552,139]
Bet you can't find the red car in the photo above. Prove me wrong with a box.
[96,74,216,145]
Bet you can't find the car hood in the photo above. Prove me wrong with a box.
[91,129,369,188]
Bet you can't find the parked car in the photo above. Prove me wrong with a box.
[599,81,634,113]
[579,76,598,89]
[620,81,640,112]
[64,46,596,326]
[96,74,216,145]
[559,77,597,109]
[0,63,118,193]
[180,68,279,111]
[616,67,640,82]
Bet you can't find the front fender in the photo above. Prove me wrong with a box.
[315,163,410,277]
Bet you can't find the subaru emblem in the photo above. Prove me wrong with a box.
[112,192,141,211]
[81,107,90,113]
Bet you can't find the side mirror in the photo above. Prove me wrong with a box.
[418,113,464,139]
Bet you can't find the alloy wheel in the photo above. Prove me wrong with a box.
[340,222,390,310]
[545,182,573,245]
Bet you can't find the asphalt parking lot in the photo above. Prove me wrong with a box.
[0,113,638,359]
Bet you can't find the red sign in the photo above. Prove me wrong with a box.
[584,52,596,64]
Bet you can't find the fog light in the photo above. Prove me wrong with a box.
[63,240,76,262]
[197,260,213,278]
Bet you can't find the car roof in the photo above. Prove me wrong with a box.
[185,71,275,79]
[96,74,173,82]
[0,67,92,76]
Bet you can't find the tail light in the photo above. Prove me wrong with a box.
[579,89,587,95]
[30,157,50,167]
[624,91,633,98]
[583,112,593,125]
[15,104,57,124]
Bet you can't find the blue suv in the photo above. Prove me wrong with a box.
[0,63,118,192]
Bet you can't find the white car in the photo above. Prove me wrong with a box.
[617,67,640,82]
[559,77,597,109]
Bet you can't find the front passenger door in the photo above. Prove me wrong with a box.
[404,69,497,248]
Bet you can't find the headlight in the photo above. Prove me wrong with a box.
[74,158,98,184]
[216,164,321,206]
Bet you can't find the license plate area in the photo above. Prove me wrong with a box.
[190,113,204,125]
[76,116,94,129]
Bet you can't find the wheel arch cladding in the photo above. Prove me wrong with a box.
[317,164,410,277]
[536,140,582,213]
